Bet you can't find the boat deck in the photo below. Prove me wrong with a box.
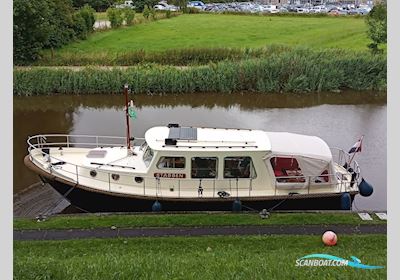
[29,146,356,199]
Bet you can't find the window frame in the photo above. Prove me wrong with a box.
[142,146,154,167]
[156,156,186,170]
[223,156,257,179]
[190,157,218,179]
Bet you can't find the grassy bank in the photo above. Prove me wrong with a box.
[52,14,370,54]
[14,235,386,279]
[14,49,386,95]
[34,14,375,66]
[14,213,386,230]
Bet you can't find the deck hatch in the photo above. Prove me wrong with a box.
[168,127,197,141]
[86,150,107,158]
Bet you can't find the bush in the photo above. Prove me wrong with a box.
[107,7,124,28]
[77,4,96,32]
[166,10,172,18]
[123,8,136,25]
[143,5,150,19]
[72,13,89,40]
[150,7,156,20]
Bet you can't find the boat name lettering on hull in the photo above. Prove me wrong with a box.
[154,173,186,178]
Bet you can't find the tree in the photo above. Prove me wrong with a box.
[13,0,52,63]
[44,0,75,49]
[14,0,97,64]
[365,3,387,53]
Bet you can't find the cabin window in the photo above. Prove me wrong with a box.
[224,157,256,178]
[191,157,218,178]
[143,146,154,167]
[270,157,305,183]
[157,157,185,169]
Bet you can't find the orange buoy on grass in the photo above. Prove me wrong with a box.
[322,230,337,246]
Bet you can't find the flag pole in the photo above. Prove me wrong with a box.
[124,84,131,150]
[348,135,364,166]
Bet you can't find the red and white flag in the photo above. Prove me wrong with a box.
[348,135,364,154]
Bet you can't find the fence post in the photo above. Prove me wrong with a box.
[178,179,180,198]
[143,178,146,195]
[76,165,79,184]
[308,176,311,195]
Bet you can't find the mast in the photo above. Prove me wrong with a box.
[124,84,131,149]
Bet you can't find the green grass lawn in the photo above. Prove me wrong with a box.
[58,14,370,54]
[14,235,386,279]
[14,213,386,230]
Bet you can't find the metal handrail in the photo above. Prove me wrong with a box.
[330,146,361,184]
[27,134,145,152]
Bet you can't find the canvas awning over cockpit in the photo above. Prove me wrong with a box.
[264,132,334,178]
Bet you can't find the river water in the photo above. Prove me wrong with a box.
[14,92,387,211]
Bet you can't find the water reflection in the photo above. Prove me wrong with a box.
[14,92,386,210]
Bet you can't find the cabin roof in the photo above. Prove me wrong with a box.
[144,126,332,161]
[145,126,271,152]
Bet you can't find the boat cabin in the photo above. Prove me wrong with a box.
[74,125,341,198]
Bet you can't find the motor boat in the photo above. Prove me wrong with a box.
[24,86,373,212]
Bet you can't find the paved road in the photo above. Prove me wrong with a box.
[14,224,386,241]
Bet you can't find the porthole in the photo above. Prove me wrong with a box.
[111,174,120,181]
[135,176,144,183]
[90,170,97,177]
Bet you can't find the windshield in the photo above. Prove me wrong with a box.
[139,141,148,151]
[143,145,154,167]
